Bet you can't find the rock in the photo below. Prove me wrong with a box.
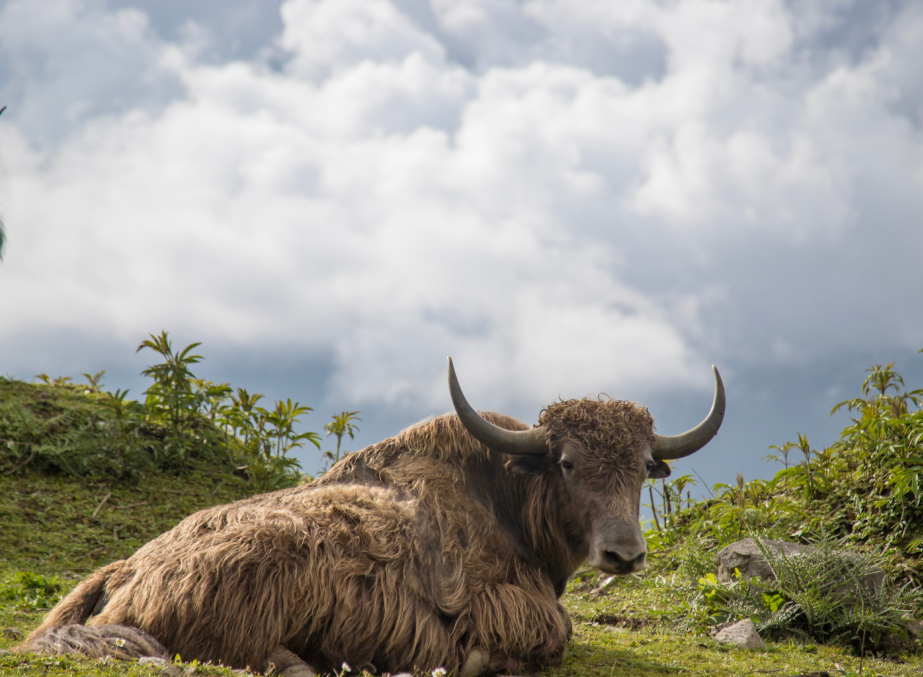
[902,614,923,639]
[716,538,885,598]
[138,656,181,676]
[713,619,766,649]
[716,538,809,583]
[1,627,23,640]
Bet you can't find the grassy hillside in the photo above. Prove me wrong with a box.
[1,462,920,676]
[2,344,923,676]
[0,464,248,676]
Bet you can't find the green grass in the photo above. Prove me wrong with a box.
[552,575,923,676]
[0,465,253,675]
[0,466,249,574]
[3,375,923,675]
[2,467,921,676]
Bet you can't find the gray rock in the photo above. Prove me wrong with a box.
[902,614,923,639]
[138,656,181,676]
[716,538,885,598]
[714,619,766,649]
[716,538,810,584]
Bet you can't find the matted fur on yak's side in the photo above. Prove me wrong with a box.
[21,412,585,675]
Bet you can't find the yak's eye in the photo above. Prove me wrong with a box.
[645,460,657,474]
[561,459,575,472]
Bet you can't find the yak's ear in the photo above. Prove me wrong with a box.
[648,460,671,479]
[506,455,552,475]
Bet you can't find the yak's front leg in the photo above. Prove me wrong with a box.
[469,583,572,675]
[267,646,316,677]
[458,647,489,677]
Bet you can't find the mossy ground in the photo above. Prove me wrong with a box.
[1,468,921,676]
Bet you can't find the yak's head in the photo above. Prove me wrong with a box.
[447,357,725,576]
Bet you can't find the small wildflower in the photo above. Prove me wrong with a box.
[432,668,447,677]
[114,638,126,648]
[342,662,352,673]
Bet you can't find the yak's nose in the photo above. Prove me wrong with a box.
[589,536,647,575]
[596,548,646,575]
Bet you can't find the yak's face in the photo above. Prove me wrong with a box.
[447,356,724,578]
[556,438,670,575]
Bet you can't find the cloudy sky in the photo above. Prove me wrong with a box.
[1,0,922,491]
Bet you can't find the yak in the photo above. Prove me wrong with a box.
[20,358,725,676]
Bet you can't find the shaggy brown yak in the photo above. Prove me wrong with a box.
[21,358,725,676]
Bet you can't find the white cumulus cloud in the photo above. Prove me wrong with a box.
[1,0,922,426]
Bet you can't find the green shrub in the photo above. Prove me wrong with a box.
[691,534,922,655]
[1,331,337,492]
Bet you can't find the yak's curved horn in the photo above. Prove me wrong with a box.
[652,366,725,461]
[448,357,548,456]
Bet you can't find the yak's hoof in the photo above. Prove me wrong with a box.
[459,647,489,677]
[267,646,316,677]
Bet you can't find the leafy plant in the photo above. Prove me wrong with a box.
[81,370,106,393]
[2,330,328,491]
[233,399,320,492]
[34,374,72,386]
[264,399,322,458]
[137,331,206,466]
[0,571,65,611]
[93,389,155,477]
[322,411,361,470]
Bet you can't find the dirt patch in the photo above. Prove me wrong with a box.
[591,613,650,630]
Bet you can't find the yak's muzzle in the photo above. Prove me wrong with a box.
[589,521,647,575]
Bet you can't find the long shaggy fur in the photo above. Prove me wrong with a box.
[21,406,655,674]
[26,624,168,661]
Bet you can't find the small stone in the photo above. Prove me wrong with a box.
[138,656,181,676]
[713,619,766,650]
[0,649,9,656]
[902,614,923,639]
[1,627,23,640]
